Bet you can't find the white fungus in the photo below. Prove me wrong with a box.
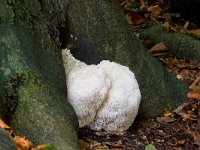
[90,60,141,132]
[67,65,111,127]
[62,48,87,76]
[61,48,141,132]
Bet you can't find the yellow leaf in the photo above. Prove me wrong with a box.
[14,136,33,150]
[189,29,200,37]
[0,118,13,134]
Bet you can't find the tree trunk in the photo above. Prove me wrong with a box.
[66,0,188,119]
[0,0,79,149]
[141,25,200,61]
[0,90,7,121]
[0,127,17,150]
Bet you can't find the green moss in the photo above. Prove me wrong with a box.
[0,2,79,147]
[11,73,79,149]
[44,145,57,150]
[0,127,17,150]
[0,26,29,80]
[0,2,14,24]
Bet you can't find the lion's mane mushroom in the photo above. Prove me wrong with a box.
[62,48,141,132]
[67,65,111,127]
[90,60,141,132]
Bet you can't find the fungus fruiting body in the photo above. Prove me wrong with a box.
[62,48,141,132]
[67,65,111,127]
[90,60,141,132]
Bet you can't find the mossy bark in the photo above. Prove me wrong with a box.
[0,25,79,150]
[67,0,188,119]
[141,25,200,61]
[0,91,7,121]
[0,127,17,150]
[0,0,79,149]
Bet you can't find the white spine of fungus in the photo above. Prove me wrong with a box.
[61,48,87,76]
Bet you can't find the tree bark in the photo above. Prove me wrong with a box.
[0,90,7,121]
[141,25,200,61]
[0,127,17,150]
[0,0,79,149]
[66,0,188,119]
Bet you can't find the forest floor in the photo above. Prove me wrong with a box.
[79,0,200,149]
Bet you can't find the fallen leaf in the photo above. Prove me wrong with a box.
[164,107,173,117]
[152,52,167,56]
[127,12,146,25]
[111,143,125,148]
[177,139,185,145]
[147,5,161,16]
[162,13,172,19]
[178,69,190,79]
[145,144,157,150]
[149,15,160,24]
[162,12,180,19]
[104,141,125,148]
[156,116,177,123]
[162,21,177,32]
[79,140,90,150]
[0,118,13,134]
[178,112,197,121]
[96,145,109,150]
[193,133,200,146]
[189,77,200,89]
[183,21,190,30]
[187,89,200,100]
[189,29,200,37]
[173,103,187,114]
[149,42,168,53]
[120,0,128,6]
[14,136,33,150]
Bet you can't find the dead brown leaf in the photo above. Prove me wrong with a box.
[0,118,13,134]
[104,141,125,148]
[183,21,190,30]
[164,107,173,117]
[96,145,109,150]
[127,12,146,25]
[162,21,177,32]
[193,133,200,146]
[173,102,188,114]
[177,139,185,145]
[79,140,91,150]
[178,112,197,121]
[148,5,162,16]
[189,29,200,37]
[189,77,200,90]
[156,116,177,123]
[149,42,168,53]
[14,136,33,150]
[187,89,200,100]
